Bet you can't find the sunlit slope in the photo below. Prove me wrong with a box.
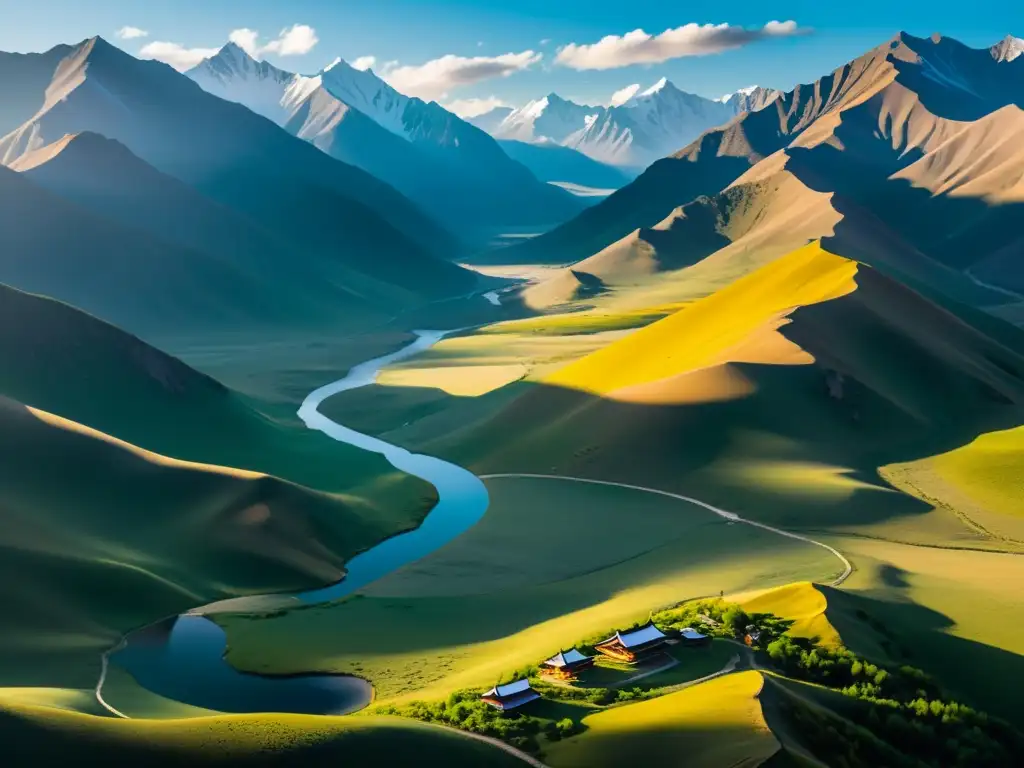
[0,395,394,689]
[0,704,522,767]
[884,424,1024,542]
[544,671,778,768]
[739,582,841,647]
[547,243,857,398]
[457,242,1024,532]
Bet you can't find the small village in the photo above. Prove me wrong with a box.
[481,621,717,712]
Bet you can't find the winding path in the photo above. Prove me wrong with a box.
[95,638,129,719]
[479,474,853,587]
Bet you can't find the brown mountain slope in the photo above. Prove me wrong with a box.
[497,32,1024,273]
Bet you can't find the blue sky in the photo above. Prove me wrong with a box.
[2,0,1021,113]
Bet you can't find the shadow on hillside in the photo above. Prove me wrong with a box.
[785,133,1024,299]
[437,334,1024,534]
[818,584,1024,728]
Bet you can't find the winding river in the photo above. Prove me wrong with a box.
[102,321,852,719]
[108,330,489,716]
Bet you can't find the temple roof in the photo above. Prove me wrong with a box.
[483,678,532,698]
[544,648,591,667]
[597,622,667,649]
[680,627,708,640]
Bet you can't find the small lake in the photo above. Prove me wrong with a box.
[108,330,490,716]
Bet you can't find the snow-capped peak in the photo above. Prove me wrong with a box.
[716,85,762,103]
[640,77,669,98]
[520,97,550,119]
[991,34,1024,62]
[187,43,295,121]
[323,56,344,72]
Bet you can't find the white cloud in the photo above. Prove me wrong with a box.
[383,50,542,100]
[139,41,220,71]
[143,23,319,72]
[609,83,640,106]
[539,38,551,46]
[230,24,320,58]
[556,20,807,70]
[228,28,260,55]
[443,95,510,118]
[352,56,377,71]
[116,26,148,40]
[263,24,319,56]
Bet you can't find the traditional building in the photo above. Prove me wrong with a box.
[594,622,669,662]
[481,679,541,711]
[541,648,595,679]
[678,627,712,646]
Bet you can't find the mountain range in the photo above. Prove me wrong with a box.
[470,80,781,169]
[5,21,1024,767]
[187,43,583,237]
[0,37,477,338]
[502,31,1024,313]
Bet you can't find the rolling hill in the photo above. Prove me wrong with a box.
[0,279,431,691]
[457,242,1024,533]
[0,37,475,322]
[187,43,582,237]
[0,280,422,507]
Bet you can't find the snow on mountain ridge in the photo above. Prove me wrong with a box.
[990,34,1024,62]
[482,79,779,168]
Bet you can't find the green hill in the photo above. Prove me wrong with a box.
[0,705,523,767]
[0,282,430,690]
[451,243,1024,534]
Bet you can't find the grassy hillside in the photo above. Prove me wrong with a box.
[544,671,778,768]
[216,475,838,702]
[0,281,423,510]
[0,395,398,689]
[0,704,523,767]
[821,536,1024,727]
[443,242,1024,537]
[0,281,432,695]
[739,583,841,648]
[883,425,1024,542]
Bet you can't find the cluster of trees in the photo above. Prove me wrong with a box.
[781,687,1022,768]
[375,690,581,753]
[532,679,649,707]
[765,634,1023,766]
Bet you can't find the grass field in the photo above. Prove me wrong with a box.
[822,535,1024,727]
[217,476,839,703]
[883,425,1024,543]
[0,703,524,767]
[429,242,1024,548]
[543,671,779,768]
[318,328,631,443]
[0,396,421,691]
